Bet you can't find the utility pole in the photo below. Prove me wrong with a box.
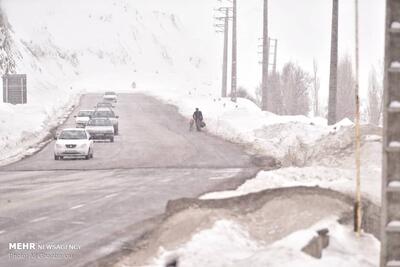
[354,0,362,237]
[214,7,232,98]
[380,0,400,266]
[261,0,269,110]
[328,0,339,125]
[258,37,277,111]
[258,38,277,73]
[313,59,320,117]
[269,38,277,74]
[231,0,237,102]
[222,8,229,98]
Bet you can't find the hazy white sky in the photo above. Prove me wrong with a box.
[235,0,385,103]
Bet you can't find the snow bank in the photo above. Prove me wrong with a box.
[153,218,379,267]
[202,139,382,204]
[0,94,79,165]
[153,220,261,267]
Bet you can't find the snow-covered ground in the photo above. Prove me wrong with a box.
[0,95,79,165]
[201,136,382,204]
[153,218,379,267]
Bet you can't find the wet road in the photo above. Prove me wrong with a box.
[0,93,255,267]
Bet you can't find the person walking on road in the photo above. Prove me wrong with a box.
[190,108,205,131]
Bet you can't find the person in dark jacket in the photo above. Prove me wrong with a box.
[190,108,205,131]
[193,108,203,121]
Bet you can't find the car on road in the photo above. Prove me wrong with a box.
[74,109,94,128]
[91,108,119,135]
[95,102,114,109]
[54,128,94,160]
[103,91,117,102]
[85,118,115,142]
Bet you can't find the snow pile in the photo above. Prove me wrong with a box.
[0,96,78,164]
[153,220,261,267]
[154,218,379,267]
[202,136,382,203]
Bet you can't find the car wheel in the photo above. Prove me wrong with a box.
[54,155,59,160]
[90,148,94,158]
[110,137,114,143]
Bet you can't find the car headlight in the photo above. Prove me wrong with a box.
[79,143,88,148]
[56,143,63,148]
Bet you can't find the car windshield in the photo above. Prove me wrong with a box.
[78,111,92,117]
[59,130,87,140]
[105,92,115,95]
[93,110,115,117]
[87,119,112,126]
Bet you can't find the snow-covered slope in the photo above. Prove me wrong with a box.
[2,0,220,97]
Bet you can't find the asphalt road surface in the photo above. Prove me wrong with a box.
[0,93,255,267]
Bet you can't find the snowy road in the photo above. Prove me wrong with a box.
[0,94,256,267]
[2,94,251,171]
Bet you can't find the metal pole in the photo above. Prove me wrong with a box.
[230,0,237,102]
[354,0,362,236]
[328,0,339,125]
[222,9,229,97]
[273,39,277,74]
[261,0,269,110]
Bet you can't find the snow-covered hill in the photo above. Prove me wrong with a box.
[1,0,220,99]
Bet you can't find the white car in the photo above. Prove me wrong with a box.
[103,91,117,102]
[74,110,94,128]
[54,128,94,160]
[85,118,115,142]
